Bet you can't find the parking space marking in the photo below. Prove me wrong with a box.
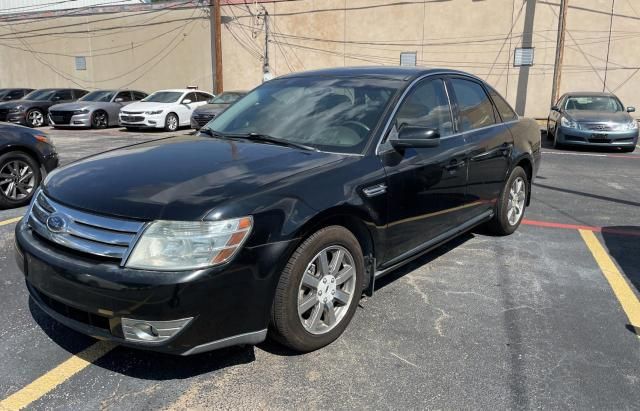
[0,341,115,411]
[0,217,22,227]
[522,219,640,237]
[579,230,640,336]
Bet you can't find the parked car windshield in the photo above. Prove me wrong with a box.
[205,77,402,154]
[564,96,624,112]
[209,92,245,104]
[23,89,57,101]
[142,91,183,103]
[79,90,116,102]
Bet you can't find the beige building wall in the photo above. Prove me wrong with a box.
[220,0,640,118]
[0,3,215,94]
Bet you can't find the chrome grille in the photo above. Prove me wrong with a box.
[582,123,613,131]
[28,191,145,263]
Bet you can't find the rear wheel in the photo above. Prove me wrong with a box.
[91,110,108,129]
[270,226,364,352]
[487,166,528,236]
[164,113,179,132]
[0,151,40,208]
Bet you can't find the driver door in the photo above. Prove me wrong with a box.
[178,92,197,126]
[379,77,471,265]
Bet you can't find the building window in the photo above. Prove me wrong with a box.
[75,56,87,71]
[514,48,534,67]
[400,52,417,67]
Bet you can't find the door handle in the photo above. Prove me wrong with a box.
[500,143,512,154]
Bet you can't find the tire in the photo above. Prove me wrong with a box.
[125,127,137,132]
[0,151,41,209]
[25,109,45,128]
[164,113,179,132]
[551,127,562,149]
[91,110,108,129]
[270,226,365,352]
[487,166,528,236]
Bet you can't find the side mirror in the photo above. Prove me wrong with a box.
[551,105,560,112]
[627,106,636,113]
[390,125,440,149]
[182,99,192,104]
[114,97,124,103]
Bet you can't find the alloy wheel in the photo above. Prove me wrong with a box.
[93,111,108,128]
[0,160,35,201]
[507,176,526,226]
[297,245,357,335]
[167,115,178,131]
[28,110,44,127]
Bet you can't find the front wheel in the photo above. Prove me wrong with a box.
[0,151,41,208]
[164,113,179,132]
[270,226,365,352]
[26,109,45,128]
[487,166,528,235]
[91,110,108,129]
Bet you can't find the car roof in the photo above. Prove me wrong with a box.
[154,89,212,93]
[564,91,617,97]
[276,66,482,82]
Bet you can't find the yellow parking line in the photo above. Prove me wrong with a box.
[0,217,22,227]
[579,230,640,335]
[0,341,116,411]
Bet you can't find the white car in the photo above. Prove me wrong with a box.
[119,89,214,132]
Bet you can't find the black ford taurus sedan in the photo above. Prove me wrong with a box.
[547,92,638,151]
[15,67,540,355]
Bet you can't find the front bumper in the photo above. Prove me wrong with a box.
[119,113,165,129]
[191,113,215,130]
[15,218,296,355]
[49,112,91,128]
[557,126,638,147]
[0,111,27,125]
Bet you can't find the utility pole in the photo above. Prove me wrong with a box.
[213,0,223,94]
[551,0,569,106]
[262,8,272,82]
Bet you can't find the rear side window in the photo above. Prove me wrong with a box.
[488,88,517,122]
[450,78,496,132]
[53,90,73,101]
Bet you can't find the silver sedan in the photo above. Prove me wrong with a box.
[48,90,147,129]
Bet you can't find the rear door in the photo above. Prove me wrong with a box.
[447,77,513,217]
[379,76,470,265]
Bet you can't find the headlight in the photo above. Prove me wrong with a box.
[125,217,253,270]
[145,110,163,115]
[73,109,89,115]
[8,106,23,113]
[560,116,578,129]
[626,120,638,130]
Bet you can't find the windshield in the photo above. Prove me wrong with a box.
[565,96,624,112]
[142,91,183,103]
[204,77,401,154]
[80,90,116,102]
[23,89,56,101]
[209,92,245,104]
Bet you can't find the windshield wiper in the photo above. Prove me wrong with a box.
[226,132,318,152]
[199,128,232,139]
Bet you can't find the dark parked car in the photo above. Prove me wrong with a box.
[0,123,58,208]
[547,92,638,152]
[0,89,88,128]
[15,67,540,355]
[190,91,247,130]
[0,88,34,102]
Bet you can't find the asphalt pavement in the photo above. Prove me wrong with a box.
[0,127,639,410]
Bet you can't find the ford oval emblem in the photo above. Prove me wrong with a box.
[46,213,67,233]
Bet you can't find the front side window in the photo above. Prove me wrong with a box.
[394,78,453,137]
[142,92,183,103]
[115,91,132,102]
[53,90,73,101]
[133,91,147,100]
[24,89,57,101]
[183,93,197,103]
[210,92,245,104]
[80,90,116,102]
[450,78,496,132]
[564,96,624,112]
[206,77,402,154]
[488,88,517,122]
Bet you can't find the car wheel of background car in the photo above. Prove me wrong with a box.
[91,110,108,129]
[26,109,45,128]
[551,127,562,149]
[0,151,40,208]
[270,225,365,352]
[487,165,528,236]
[164,113,179,132]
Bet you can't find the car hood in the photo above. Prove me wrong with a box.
[50,102,112,111]
[43,136,342,221]
[121,101,175,112]
[566,110,632,123]
[193,104,228,115]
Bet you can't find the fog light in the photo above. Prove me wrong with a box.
[121,317,192,343]
[148,120,156,125]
